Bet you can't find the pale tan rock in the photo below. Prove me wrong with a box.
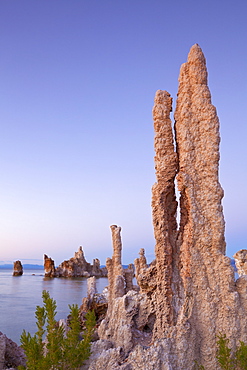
[86,45,247,370]
[98,290,153,354]
[81,277,97,312]
[134,248,147,278]
[12,260,23,276]
[152,89,178,335]
[134,249,157,295]
[124,263,135,292]
[106,225,125,307]
[80,276,108,327]
[233,249,247,276]
[96,226,154,358]
[82,341,122,370]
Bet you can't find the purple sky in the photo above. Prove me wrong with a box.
[0,0,246,265]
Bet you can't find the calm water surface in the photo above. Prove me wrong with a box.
[0,269,108,344]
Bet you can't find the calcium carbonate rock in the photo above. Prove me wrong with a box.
[44,254,56,277]
[83,45,247,370]
[233,249,247,276]
[44,247,107,278]
[80,277,108,325]
[88,225,153,363]
[0,332,25,370]
[12,261,23,276]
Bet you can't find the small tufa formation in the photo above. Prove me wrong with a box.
[105,225,136,306]
[44,254,56,277]
[95,226,153,358]
[44,247,107,278]
[80,277,108,326]
[106,225,125,306]
[12,260,23,276]
[234,249,247,276]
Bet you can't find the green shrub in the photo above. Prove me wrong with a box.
[18,290,96,370]
[216,334,247,370]
[216,334,235,369]
[195,334,247,370]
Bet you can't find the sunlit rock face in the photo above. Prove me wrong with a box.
[55,246,92,277]
[234,249,247,276]
[84,45,247,370]
[44,254,56,277]
[12,260,23,276]
[44,247,107,278]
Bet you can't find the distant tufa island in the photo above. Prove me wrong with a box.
[44,246,107,278]
[3,246,109,277]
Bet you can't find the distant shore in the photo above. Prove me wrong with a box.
[0,264,43,269]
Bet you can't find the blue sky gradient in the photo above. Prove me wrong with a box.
[0,0,246,265]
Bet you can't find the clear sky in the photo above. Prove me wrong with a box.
[0,0,246,266]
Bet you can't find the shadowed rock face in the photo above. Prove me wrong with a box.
[13,260,23,276]
[84,45,247,370]
[0,331,25,369]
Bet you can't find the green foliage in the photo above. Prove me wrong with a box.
[194,334,247,370]
[216,334,247,370]
[216,334,235,369]
[18,290,96,370]
[235,341,247,370]
[194,360,205,369]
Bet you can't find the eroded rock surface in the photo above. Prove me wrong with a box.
[234,249,247,276]
[44,254,56,277]
[0,332,25,370]
[84,45,247,370]
[94,226,153,358]
[12,261,23,276]
[80,277,108,325]
[44,247,107,278]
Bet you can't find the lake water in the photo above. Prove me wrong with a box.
[0,269,108,345]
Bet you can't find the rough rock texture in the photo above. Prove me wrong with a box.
[151,89,178,335]
[234,249,247,276]
[124,263,135,292]
[80,277,108,325]
[83,45,247,370]
[55,246,92,277]
[44,247,107,278]
[44,254,56,277]
[93,226,153,359]
[106,225,126,306]
[12,261,23,276]
[0,332,25,370]
[134,248,148,279]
